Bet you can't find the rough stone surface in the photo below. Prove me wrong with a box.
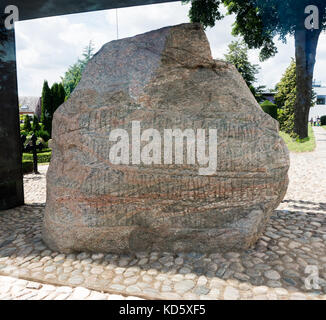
[43,23,289,254]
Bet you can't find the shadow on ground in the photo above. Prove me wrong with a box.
[0,203,325,299]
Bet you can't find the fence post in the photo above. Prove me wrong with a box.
[31,133,38,174]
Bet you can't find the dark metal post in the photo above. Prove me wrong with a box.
[31,133,38,174]
[0,14,24,209]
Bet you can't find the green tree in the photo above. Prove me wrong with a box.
[224,40,259,87]
[32,115,40,132]
[274,59,297,135]
[58,83,66,107]
[51,83,65,113]
[61,41,95,99]
[182,0,326,139]
[41,80,52,135]
[224,40,263,102]
[50,82,60,121]
[23,115,32,132]
[61,63,81,99]
[275,59,315,136]
[79,41,95,70]
[41,81,66,137]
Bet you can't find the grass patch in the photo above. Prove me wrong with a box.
[23,150,51,163]
[279,125,316,152]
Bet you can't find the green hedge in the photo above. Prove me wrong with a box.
[260,100,278,120]
[22,160,33,174]
[22,154,32,161]
[321,115,326,126]
[37,151,52,163]
[25,147,51,154]
[23,151,51,163]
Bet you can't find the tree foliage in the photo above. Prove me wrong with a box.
[274,59,298,135]
[51,83,65,114]
[182,0,278,60]
[51,83,59,111]
[183,0,325,59]
[23,115,31,132]
[182,0,326,138]
[58,84,66,107]
[253,0,326,37]
[186,0,223,28]
[32,115,40,132]
[61,41,95,99]
[41,80,66,137]
[224,40,259,87]
[41,80,52,134]
[275,59,315,136]
[224,40,265,102]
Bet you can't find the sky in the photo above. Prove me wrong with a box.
[14,1,326,97]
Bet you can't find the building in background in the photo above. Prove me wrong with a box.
[19,97,41,118]
[310,81,326,119]
[261,91,276,104]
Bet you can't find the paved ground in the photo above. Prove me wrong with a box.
[0,127,325,300]
[0,275,143,300]
[314,126,326,158]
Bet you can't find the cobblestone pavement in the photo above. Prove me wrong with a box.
[0,128,325,300]
[0,275,142,300]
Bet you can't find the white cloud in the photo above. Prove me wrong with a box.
[14,2,326,97]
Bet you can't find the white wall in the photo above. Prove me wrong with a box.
[309,105,326,119]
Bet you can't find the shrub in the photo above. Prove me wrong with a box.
[20,130,28,137]
[37,151,52,163]
[23,115,32,132]
[32,115,41,132]
[36,128,50,142]
[260,100,278,120]
[22,160,33,174]
[36,137,45,145]
[23,135,34,146]
[22,153,32,161]
[321,115,326,126]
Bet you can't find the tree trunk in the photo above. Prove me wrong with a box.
[294,28,321,139]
